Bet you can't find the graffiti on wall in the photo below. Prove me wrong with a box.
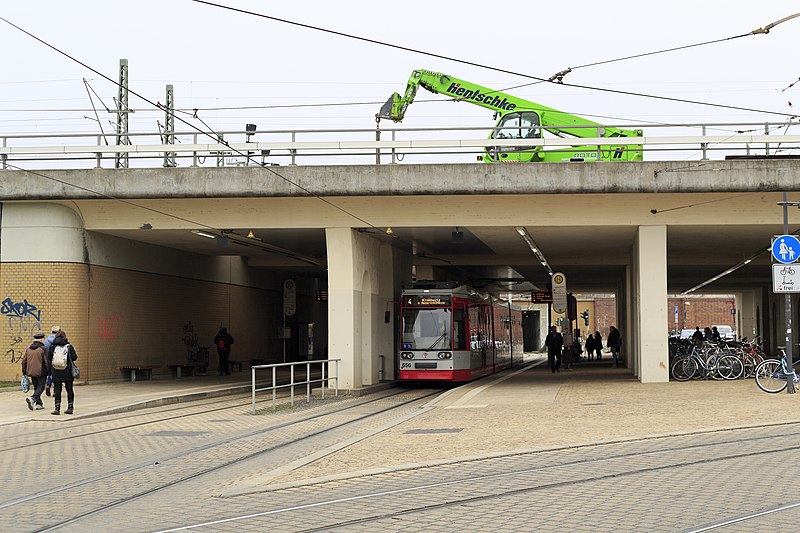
[98,315,124,341]
[181,321,208,368]
[3,297,43,365]
[2,297,43,333]
[4,336,24,363]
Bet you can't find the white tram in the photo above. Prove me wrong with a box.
[399,281,523,382]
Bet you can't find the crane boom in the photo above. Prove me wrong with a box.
[378,69,643,162]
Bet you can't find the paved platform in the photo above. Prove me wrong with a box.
[0,374,253,425]
[4,354,798,490]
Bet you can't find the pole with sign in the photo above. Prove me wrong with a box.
[551,272,567,314]
[775,194,799,393]
[283,279,296,363]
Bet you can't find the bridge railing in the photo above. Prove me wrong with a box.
[1,122,798,170]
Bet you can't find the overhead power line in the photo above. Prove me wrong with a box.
[192,0,799,118]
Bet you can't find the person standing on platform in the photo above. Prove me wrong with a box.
[21,333,48,410]
[608,326,622,367]
[214,327,235,376]
[692,327,704,342]
[594,331,603,360]
[47,329,77,415]
[545,325,563,373]
[585,333,595,361]
[43,325,60,397]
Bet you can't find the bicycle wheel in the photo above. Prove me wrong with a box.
[742,354,758,378]
[755,359,787,393]
[671,357,697,382]
[717,355,744,380]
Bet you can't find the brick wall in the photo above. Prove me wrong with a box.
[668,297,735,334]
[0,262,282,382]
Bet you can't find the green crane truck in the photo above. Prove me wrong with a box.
[377,69,643,163]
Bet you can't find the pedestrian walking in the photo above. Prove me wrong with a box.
[213,327,235,376]
[43,325,60,396]
[607,326,622,367]
[585,334,595,360]
[21,333,48,410]
[545,326,563,373]
[594,331,603,360]
[47,330,77,415]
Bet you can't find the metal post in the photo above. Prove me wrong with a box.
[321,362,326,399]
[272,366,276,410]
[376,120,381,165]
[765,123,770,156]
[306,361,311,403]
[291,131,297,165]
[192,133,198,167]
[163,84,176,167]
[251,366,257,414]
[391,130,396,164]
[115,59,130,169]
[701,125,708,160]
[335,360,339,396]
[290,365,295,406]
[783,192,795,393]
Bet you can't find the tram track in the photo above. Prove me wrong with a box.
[155,422,800,532]
[0,392,254,452]
[2,387,440,532]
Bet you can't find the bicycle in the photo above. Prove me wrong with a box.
[754,346,800,393]
[670,342,743,381]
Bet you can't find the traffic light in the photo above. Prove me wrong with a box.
[580,310,589,326]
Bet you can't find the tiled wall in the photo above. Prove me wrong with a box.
[1,262,281,382]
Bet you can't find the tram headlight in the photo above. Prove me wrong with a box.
[437,352,452,359]
[401,352,414,359]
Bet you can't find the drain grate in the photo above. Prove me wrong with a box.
[146,431,208,437]
[404,428,464,435]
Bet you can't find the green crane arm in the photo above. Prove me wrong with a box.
[377,69,641,140]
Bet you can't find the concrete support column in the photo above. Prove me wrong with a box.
[737,290,760,341]
[634,226,669,382]
[326,228,401,390]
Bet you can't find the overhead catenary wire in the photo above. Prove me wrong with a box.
[192,0,798,119]
[0,15,386,236]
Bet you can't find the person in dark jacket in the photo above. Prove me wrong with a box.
[594,331,603,360]
[585,334,595,360]
[607,326,622,367]
[21,333,49,410]
[691,327,704,342]
[46,330,77,415]
[213,327,235,376]
[545,326,563,373]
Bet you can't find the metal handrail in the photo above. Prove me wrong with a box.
[0,121,797,169]
[250,358,340,414]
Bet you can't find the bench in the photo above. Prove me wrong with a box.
[228,360,244,373]
[120,366,159,382]
[168,364,196,378]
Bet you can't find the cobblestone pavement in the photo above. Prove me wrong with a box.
[3,356,800,532]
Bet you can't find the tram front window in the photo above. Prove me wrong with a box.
[402,308,451,350]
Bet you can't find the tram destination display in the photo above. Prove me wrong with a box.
[404,295,452,307]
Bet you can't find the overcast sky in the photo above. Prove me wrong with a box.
[1,1,798,161]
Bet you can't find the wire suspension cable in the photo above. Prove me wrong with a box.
[191,1,798,118]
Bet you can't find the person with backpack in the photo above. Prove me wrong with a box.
[43,325,60,397]
[213,327,235,376]
[607,326,622,367]
[47,329,77,415]
[21,333,49,410]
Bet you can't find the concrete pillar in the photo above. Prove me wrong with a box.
[738,290,760,341]
[326,228,399,390]
[634,226,669,382]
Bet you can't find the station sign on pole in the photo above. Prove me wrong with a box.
[551,272,567,314]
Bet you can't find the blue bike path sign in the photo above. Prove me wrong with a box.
[772,235,800,264]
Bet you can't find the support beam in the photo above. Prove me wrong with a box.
[634,226,669,382]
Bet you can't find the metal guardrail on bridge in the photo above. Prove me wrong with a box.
[1,122,798,169]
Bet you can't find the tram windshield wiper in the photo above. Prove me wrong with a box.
[426,332,448,351]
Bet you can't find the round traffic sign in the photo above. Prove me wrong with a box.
[772,235,800,264]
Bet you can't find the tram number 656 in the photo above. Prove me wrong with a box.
[401,362,412,369]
